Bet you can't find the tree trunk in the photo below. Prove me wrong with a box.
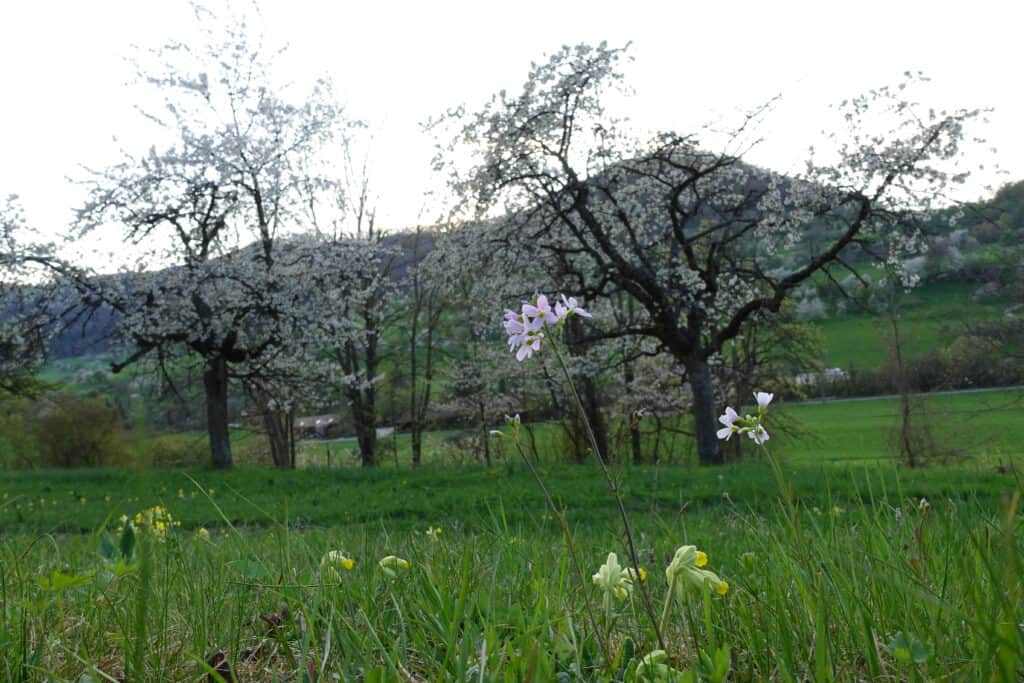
[411,426,422,467]
[342,332,378,467]
[478,401,491,466]
[564,315,609,463]
[409,276,438,468]
[889,312,918,467]
[352,394,377,467]
[409,287,421,466]
[203,355,232,469]
[287,411,296,468]
[687,355,724,465]
[630,420,643,466]
[262,409,292,468]
[623,358,643,464]
[578,373,609,463]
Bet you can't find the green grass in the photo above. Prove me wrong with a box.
[776,388,1024,465]
[1,459,1020,534]
[816,282,1009,370]
[1,460,1021,680]
[290,389,1024,473]
[4,346,1023,679]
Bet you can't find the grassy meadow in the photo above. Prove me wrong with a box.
[2,431,1022,680]
[298,388,1024,470]
[2,348,1022,680]
[816,282,1008,370]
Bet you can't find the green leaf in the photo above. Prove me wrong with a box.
[908,637,931,665]
[119,522,135,560]
[614,637,635,678]
[37,569,94,592]
[710,643,731,683]
[105,557,141,577]
[884,631,931,666]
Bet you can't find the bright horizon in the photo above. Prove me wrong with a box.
[2,0,1021,262]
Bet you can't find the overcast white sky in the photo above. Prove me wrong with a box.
[1,0,1021,248]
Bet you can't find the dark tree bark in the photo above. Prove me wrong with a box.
[477,401,491,466]
[622,357,644,465]
[345,334,378,467]
[407,228,442,468]
[409,301,420,466]
[565,316,609,463]
[261,408,294,468]
[203,354,232,469]
[686,355,723,465]
[353,404,377,467]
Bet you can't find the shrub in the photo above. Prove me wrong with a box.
[142,433,209,468]
[31,394,130,468]
[0,406,39,469]
[795,295,827,321]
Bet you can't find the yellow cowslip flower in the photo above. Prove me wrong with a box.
[118,505,177,542]
[696,551,708,567]
[666,545,728,602]
[626,566,647,583]
[592,552,632,601]
[378,555,411,578]
[194,527,210,541]
[425,526,443,541]
[320,550,356,583]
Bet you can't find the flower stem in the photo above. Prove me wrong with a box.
[761,443,801,538]
[508,437,610,669]
[659,570,678,639]
[130,534,152,682]
[549,340,667,652]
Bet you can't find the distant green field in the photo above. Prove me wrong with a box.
[6,386,1021,474]
[775,388,1024,464]
[361,388,1023,469]
[815,282,1008,370]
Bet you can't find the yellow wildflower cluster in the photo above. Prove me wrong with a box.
[116,505,181,542]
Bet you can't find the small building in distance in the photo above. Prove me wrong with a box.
[795,367,848,386]
[294,414,343,439]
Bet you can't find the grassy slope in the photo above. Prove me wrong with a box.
[775,388,1024,464]
[815,282,1008,369]
[448,388,1024,469]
